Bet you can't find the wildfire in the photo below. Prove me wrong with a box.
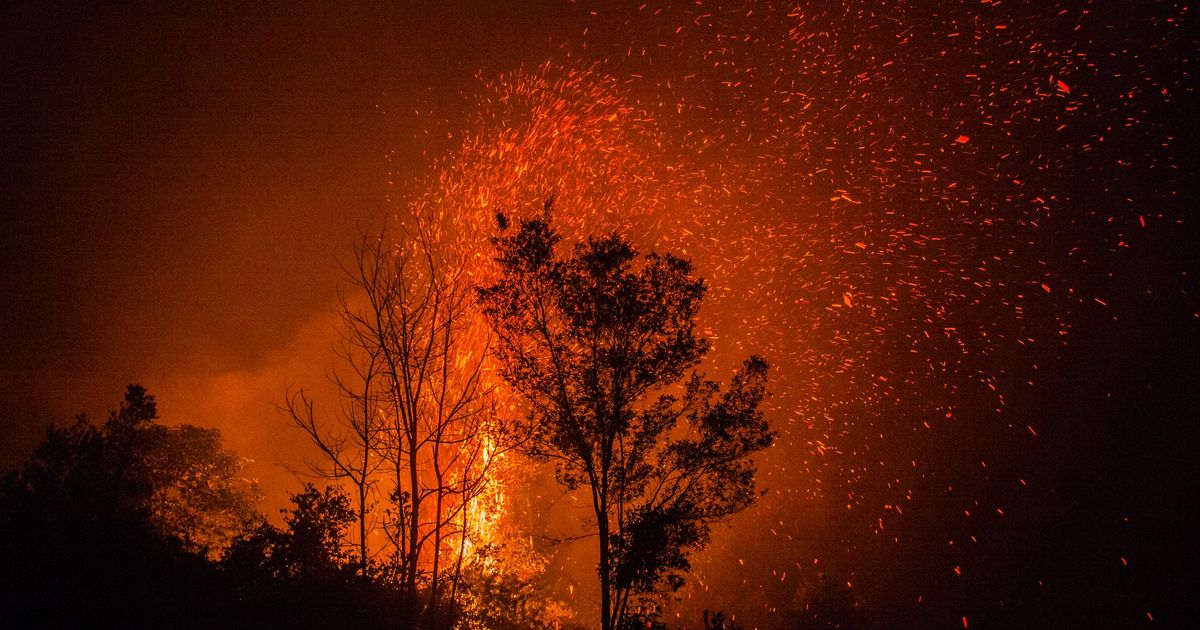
[380,0,1188,622]
[461,435,505,557]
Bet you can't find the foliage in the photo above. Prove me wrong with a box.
[702,610,744,630]
[3,384,261,555]
[0,385,540,629]
[217,483,410,630]
[283,221,502,626]
[451,543,579,630]
[478,207,776,629]
[784,574,867,630]
[0,385,262,628]
[224,483,358,585]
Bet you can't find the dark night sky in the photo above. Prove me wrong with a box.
[1,1,577,464]
[2,2,1197,627]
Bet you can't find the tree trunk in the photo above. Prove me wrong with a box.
[598,504,612,630]
[448,501,470,625]
[429,482,445,629]
[359,484,369,580]
[407,440,422,623]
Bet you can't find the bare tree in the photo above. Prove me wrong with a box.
[285,219,506,626]
[281,280,389,579]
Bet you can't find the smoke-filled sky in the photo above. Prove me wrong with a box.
[2,1,1196,627]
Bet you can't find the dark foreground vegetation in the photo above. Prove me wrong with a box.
[0,387,864,630]
[1,217,860,629]
[0,386,378,629]
[0,385,571,629]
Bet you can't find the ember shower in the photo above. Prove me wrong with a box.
[0,1,1193,628]
[392,2,1193,625]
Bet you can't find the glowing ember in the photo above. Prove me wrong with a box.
[1,1,1191,627]
[383,1,1193,623]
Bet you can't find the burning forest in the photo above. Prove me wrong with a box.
[1,1,1195,628]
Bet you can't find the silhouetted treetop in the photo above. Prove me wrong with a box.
[0,385,264,628]
[3,384,260,555]
[478,208,775,629]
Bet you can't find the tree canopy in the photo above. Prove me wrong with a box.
[0,385,263,627]
[479,207,776,629]
[2,384,261,555]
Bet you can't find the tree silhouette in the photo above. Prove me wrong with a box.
[283,221,503,627]
[219,482,414,630]
[785,574,867,630]
[4,384,260,555]
[223,483,356,584]
[0,385,261,627]
[703,610,745,630]
[478,206,776,629]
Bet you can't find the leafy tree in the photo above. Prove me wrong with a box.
[282,483,357,575]
[451,543,580,630]
[0,385,261,627]
[2,384,260,555]
[223,483,356,584]
[478,206,776,630]
[220,483,409,630]
[283,221,504,628]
